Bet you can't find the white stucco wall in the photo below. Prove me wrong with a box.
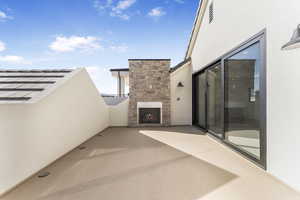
[170,63,193,125]
[109,99,129,126]
[0,69,110,195]
[190,0,300,191]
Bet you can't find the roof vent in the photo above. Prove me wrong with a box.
[209,2,214,24]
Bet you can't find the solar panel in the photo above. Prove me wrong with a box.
[0,69,74,103]
[0,70,72,73]
[0,81,55,84]
[0,75,64,78]
[0,97,31,101]
[0,88,44,91]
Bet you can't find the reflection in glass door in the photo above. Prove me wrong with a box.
[196,72,207,128]
[224,42,261,159]
[207,63,223,138]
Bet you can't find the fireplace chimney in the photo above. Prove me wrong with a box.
[128,59,171,127]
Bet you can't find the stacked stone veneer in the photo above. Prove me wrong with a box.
[128,59,171,127]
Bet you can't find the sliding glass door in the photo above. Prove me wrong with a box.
[207,63,223,138]
[193,31,266,167]
[224,42,262,159]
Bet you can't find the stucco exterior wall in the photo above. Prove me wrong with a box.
[109,99,129,127]
[0,69,110,195]
[170,63,193,125]
[190,0,300,191]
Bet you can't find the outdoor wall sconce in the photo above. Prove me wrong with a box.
[177,82,184,87]
[282,24,300,50]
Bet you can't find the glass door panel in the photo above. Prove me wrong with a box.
[196,72,207,128]
[207,63,223,137]
[224,42,261,159]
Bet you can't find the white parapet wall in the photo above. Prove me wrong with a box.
[170,62,193,126]
[0,68,110,195]
[109,98,129,127]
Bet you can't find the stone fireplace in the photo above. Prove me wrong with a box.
[128,59,171,127]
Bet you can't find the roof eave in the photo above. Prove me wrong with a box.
[110,68,129,72]
[184,0,208,59]
[170,57,191,73]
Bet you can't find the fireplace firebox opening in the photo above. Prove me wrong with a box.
[139,108,161,124]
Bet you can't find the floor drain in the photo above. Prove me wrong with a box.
[78,146,86,150]
[38,172,50,178]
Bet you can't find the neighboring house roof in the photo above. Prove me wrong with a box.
[0,69,77,104]
[128,59,171,61]
[184,0,208,59]
[110,68,129,72]
[110,58,191,74]
[101,95,128,106]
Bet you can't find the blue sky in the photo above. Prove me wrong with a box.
[0,0,199,93]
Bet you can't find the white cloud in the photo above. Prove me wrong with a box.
[0,41,6,52]
[148,7,166,18]
[114,0,136,10]
[0,41,30,65]
[111,0,136,20]
[93,0,113,11]
[110,12,130,20]
[93,0,136,20]
[49,36,102,52]
[110,44,128,53]
[0,11,8,20]
[174,0,184,3]
[0,11,12,21]
[0,55,30,64]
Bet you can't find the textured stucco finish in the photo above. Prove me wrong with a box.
[128,60,171,127]
[170,62,192,125]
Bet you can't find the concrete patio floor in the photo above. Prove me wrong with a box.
[2,126,300,200]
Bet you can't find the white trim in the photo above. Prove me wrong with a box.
[185,0,209,59]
